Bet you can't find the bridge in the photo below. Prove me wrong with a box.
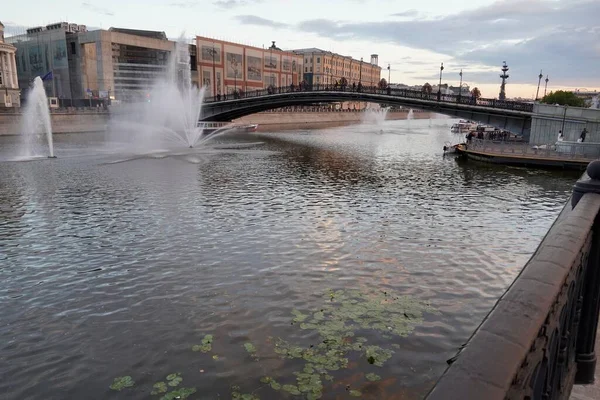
[201,85,535,136]
[424,160,600,400]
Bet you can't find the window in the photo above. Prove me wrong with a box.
[310,67,313,72]
[70,42,76,55]
[305,58,308,64]
[305,67,308,72]
[317,57,320,63]
[0,71,3,86]
[316,76,320,82]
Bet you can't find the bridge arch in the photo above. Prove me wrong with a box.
[200,89,533,136]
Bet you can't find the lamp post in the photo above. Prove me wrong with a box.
[387,64,391,86]
[544,75,549,97]
[438,62,444,101]
[536,69,543,100]
[458,69,463,100]
[232,57,238,94]
[359,57,363,84]
[209,44,217,97]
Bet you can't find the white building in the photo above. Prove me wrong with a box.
[0,21,20,107]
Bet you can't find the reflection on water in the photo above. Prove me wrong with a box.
[0,120,579,399]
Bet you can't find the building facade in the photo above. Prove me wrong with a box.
[8,23,178,103]
[69,28,175,102]
[7,22,86,101]
[292,48,382,87]
[0,21,20,107]
[196,37,304,97]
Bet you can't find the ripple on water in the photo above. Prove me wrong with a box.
[0,125,578,399]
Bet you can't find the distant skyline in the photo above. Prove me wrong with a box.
[3,0,599,98]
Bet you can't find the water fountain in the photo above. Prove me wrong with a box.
[407,109,414,120]
[20,76,54,158]
[110,37,209,150]
[361,107,388,125]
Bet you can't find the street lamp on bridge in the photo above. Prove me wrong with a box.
[359,57,363,85]
[459,69,463,100]
[544,75,549,97]
[387,64,391,85]
[438,62,444,101]
[536,70,543,101]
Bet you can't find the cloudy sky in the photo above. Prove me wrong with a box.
[3,0,599,98]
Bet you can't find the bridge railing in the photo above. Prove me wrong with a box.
[203,85,534,113]
[425,160,600,400]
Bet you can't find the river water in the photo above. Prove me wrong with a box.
[0,119,579,399]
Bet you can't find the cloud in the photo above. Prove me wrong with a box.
[295,0,600,87]
[169,2,198,7]
[390,10,418,18]
[235,15,288,29]
[82,2,114,16]
[214,0,262,8]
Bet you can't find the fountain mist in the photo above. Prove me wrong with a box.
[20,77,54,158]
[110,37,206,150]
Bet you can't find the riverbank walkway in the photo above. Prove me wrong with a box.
[456,139,598,170]
[571,332,600,399]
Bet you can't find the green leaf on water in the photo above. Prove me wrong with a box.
[212,354,219,360]
[244,342,257,354]
[109,376,134,391]
[349,389,362,397]
[270,381,281,390]
[151,381,168,395]
[159,387,196,400]
[192,334,214,353]
[282,384,301,395]
[366,372,381,381]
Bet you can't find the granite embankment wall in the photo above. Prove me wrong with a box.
[0,109,435,135]
[235,109,433,131]
[0,111,109,135]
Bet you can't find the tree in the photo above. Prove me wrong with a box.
[541,90,585,107]
[378,78,388,89]
[422,83,432,94]
[340,77,348,87]
[471,87,482,98]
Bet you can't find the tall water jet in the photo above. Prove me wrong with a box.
[407,109,414,120]
[362,107,389,126]
[110,36,207,150]
[21,77,54,158]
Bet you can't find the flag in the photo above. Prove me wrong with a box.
[41,71,53,81]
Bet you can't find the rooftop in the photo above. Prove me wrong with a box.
[109,27,168,40]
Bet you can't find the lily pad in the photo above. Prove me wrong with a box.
[365,372,381,381]
[109,376,134,391]
[151,381,168,395]
[159,387,196,400]
[349,389,362,397]
[192,334,214,353]
[244,342,257,355]
[282,384,301,395]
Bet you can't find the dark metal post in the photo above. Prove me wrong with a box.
[561,105,568,139]
[544,75,549,97]
[458,69,463,102]
[387,64,390,85]
[359,57,363,85]
[574,161,600,383]
[211,43,217,97]
[536,70,543,100]
[438,62,444,101]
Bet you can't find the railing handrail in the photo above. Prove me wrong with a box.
[202,84,534,113]
[425,161,600,399]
